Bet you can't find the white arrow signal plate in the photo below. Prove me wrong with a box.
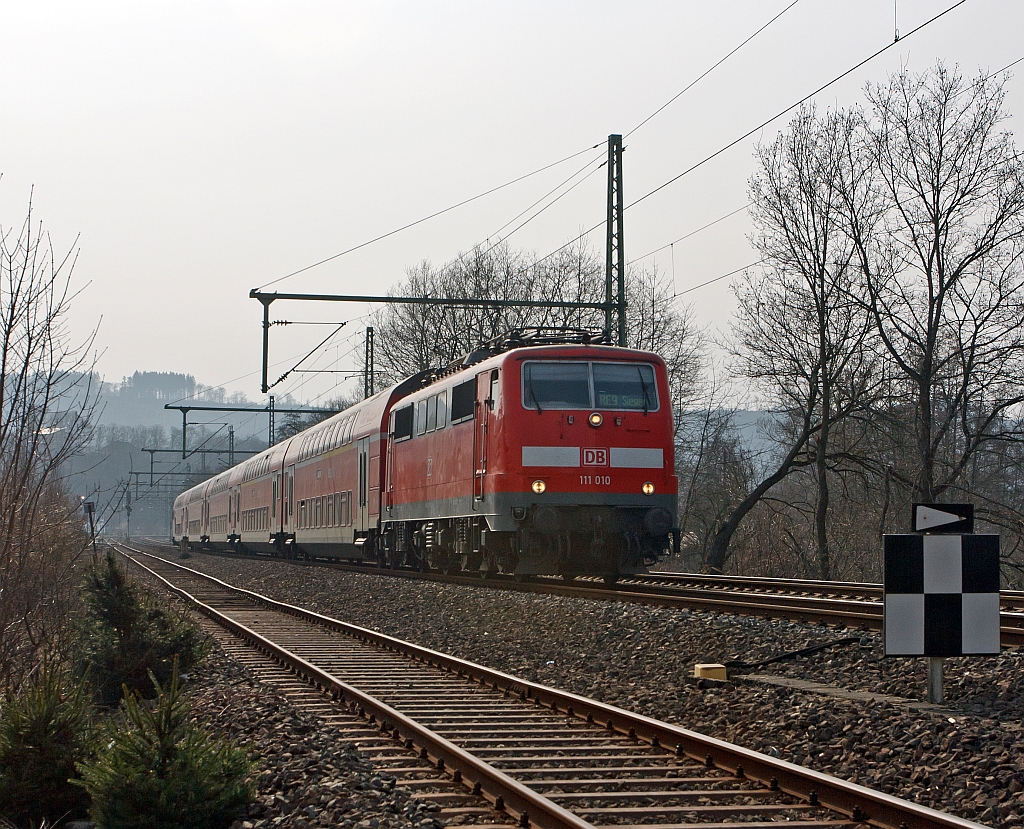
[915,505,965,530]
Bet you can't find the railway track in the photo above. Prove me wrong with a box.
[118,542,988,829]
[641,571,1024,608]
[142,537,1024,647]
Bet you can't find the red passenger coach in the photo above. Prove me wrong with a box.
[173,332,679,582]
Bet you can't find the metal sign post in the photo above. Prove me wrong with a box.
[928,657,945,704]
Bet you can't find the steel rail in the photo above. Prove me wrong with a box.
[120,544,988,829]
[158,541,1024,646]
[641,571,1024,605]
[118,547,592,829]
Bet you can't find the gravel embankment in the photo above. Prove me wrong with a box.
[178,552,1023,827]
[188,642,445,829]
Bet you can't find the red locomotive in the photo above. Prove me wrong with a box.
[173,331,679,581]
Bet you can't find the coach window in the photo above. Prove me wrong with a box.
[436,390,448,428]
[426,395,437,431]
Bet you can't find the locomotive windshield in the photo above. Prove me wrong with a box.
[522,361,658,411]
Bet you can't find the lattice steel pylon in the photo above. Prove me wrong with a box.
[605,134,626,346]
[364,326,375,399]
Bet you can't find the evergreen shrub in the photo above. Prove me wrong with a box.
[78,552,208,705]
[77,661,254,829]
[0,663,94,826]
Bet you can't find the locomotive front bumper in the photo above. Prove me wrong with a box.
[484,490,678,535]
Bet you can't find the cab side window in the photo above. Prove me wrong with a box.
[436,390,448,428]
[416,399,428,435]
[392,405,414,441]
[451,380,475,423]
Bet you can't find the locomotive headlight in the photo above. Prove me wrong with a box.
[642,482,655,495]
[588,412,604,427]
[532,479,547,494]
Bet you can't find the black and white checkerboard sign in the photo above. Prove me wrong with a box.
[883,534,1000,657]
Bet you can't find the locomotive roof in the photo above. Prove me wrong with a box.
[410,343,666,394]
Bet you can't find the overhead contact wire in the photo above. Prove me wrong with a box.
[625,0,969,213]
[256,1,801,292]
[487,151,606,242]
[530,0,969,272]
[676,260,765,296]
[257,143,603,290]
[624,0,802,138]
[478,159,607,258]
[628,203,752,264]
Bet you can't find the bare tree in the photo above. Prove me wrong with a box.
[708,107,877,575]
[372,241,705,408]
[625,264,706,418]
[0,193,97,689]
[851,63,1024,502]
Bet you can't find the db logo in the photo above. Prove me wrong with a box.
[583,448,608,466]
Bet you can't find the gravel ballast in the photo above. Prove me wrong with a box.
[187,640,443,829]
[174,552,1023,827]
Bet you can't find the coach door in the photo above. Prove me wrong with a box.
[384,421,394,515]
[357,437,370,529]
[272,474,279,531]
[285,466,294,530]
[474,369,498,503]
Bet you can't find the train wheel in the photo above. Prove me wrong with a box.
[561,573,578,582]
[603,574,619,587]
[407,546,427,572]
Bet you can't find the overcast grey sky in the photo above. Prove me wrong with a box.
[2,1,1021,407]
